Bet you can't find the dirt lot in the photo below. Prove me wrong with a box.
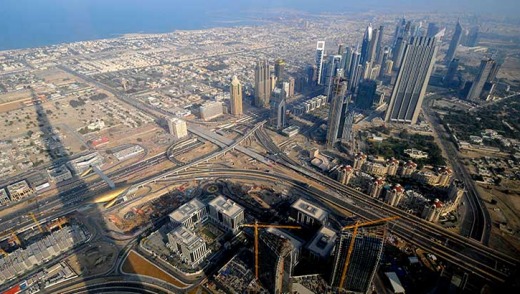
[477,182,520,258]
[122,250,187,287]
[65,241,118,276]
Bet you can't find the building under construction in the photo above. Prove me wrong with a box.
[329,224,386,293]
[258,230,298,294]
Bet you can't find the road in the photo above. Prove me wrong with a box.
[422,98,490,244]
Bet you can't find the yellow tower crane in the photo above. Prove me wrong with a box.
[10,230,21,246]
[240,221,301,280]
[339,216,400,289]
[0,248,8,257]
[28,212,44,233]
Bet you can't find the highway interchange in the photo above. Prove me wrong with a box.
[1,65,517,292]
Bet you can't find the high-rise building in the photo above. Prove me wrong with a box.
[392,37,407,71]
[353,152,367,170]
[341,105,355,143]
[445,21,463,64]
[466,26,480,47]
[258,231,296,293]
[290,198,328,228]
[355,79,377,110]
[467,58,499,101]
[338,44,345,56]
[392,18,407,47]
[168,117,188,140]
[375,25,385,64]
[330,224,386,292]
[324,55,343,102]
[340,46,353,75]
[360,24,373,64]
[315,41,326,85]
[288,77,295,97]
[379,48,390,79]
[270,87,287,130]
[444,58,460,87]
[367,27,380,64]
[326,77,348,148]
[229,76,243,116]
[348,50,362,92]
[427,23,440,38]
[385,37,438,125]
[274,59,286,84]
[254,60,271,108]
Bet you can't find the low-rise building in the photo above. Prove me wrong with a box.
[404,148,428,159]
[67,152,103,175]
[47,165,73,183]
[113,145,145,161]
[0,188,10,206]
[362,162,388,177]
[169,198,207,229]
[282,126,300,137]
[399,160,417,177]
[167,225,210,267]
[208,196,244,232]
[6,180,33,201]
[306,226,337,261]
[199,101,223,121]
[290,198,328,228]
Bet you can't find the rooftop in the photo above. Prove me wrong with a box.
[291,198,327,222]
[209,195,244,218]
[306,226,337,258]
[169,198,206,223]
[169,226,204,250]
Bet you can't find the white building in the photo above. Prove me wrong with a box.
[47,165,73,183]
[306,226,337,260]
[167,226,210,267]
[169,198,207,229]
[208,196,244,233]
[199,101,223,121]
[6,180,33,201]
[67,152,103,175]
[290,198,328,228]
[168,118,188,140]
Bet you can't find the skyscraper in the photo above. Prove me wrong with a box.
[444,58,459,87]
[367,27,380,64]
[466,26,480,47]
[360,24,373,64]
[330,225,386,292]
[348,50,362,92]
[426,23,440,38]
[375,25,385,64]
[270,87,287,130]
[378,48,390,79]
[326,77,347,148]
[229,76,243,116]
[315,41,325,85]
[324,55,343,102]
[274,59,286,84]
[392,37,407,71]
[340,46,353,75]
[445,21,463,65]
[258,231,296,293]
[466,58,499,101]
[385,37,438,124]
[254,60,271,108]
[355,80,377,110]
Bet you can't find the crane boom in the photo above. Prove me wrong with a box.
[341,216,399,230]
[28,212,44,233]
[240,221,301,280]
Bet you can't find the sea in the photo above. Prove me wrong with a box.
[0,0,276,51]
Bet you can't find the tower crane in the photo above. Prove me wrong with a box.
[10,230,21,247]
[28,212,44,233]
[339,216,400,289]
[240,221,301,280]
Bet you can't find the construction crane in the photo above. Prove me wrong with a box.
[339,216,400,289]
[0,248,7,257]
[28,212,44,233]
[240,221,301,280]
[10,230,21,247]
